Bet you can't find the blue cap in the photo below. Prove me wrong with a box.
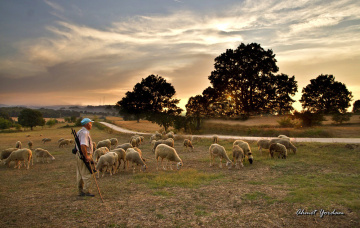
[81,118,94,125]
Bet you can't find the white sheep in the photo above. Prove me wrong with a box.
[212,135,219,143]
[2,148,33,169]
[209,144,233,169]
[97,139,111,150]
[155,144,183,171]
[110,148,126,171]
[183,139,194,152]
[59,139,71,148]
[28,140,33,149]
[116,143,133,151]
[269,143,287,159]
[109,138,118,148]
[42,138,51,144]
[125,148,147,173]
[233,140,254,164]
[269,138,297,154]
[256,139,271,155]
[278,135,291,141]
[95,152,118,178]
[93,147,110,163]
[0,148,18,161]
[15,141,22,149]
[152,138,174,153]
[232,145,244,169]
[34,148,55,163]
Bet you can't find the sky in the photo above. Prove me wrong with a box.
[0,0,359,112]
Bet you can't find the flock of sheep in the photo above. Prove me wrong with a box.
[0,130,297,177]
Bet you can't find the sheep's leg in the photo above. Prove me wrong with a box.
[132,162,135,173]
[156,157,159,171]
[210,154,213,167]
[162,158,166,170]
[169,161,173,170]
[219,157,223,168]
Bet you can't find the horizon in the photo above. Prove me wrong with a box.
[1,0,359,112]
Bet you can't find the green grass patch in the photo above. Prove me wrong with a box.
[152,190,175,197]
[133,169,224,189]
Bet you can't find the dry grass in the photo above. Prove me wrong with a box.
[0,122,359,227]
[106,117,173,133]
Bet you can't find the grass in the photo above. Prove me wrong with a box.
[0,121,359,227]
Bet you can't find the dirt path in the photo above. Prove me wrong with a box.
[100,122,360,143]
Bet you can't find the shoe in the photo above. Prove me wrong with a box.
[85,192,95,197]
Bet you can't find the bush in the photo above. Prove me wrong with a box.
[277,116,296,127]
[0,117,12,129]
[46,119,58,127]
[293,111,325,127]
[331,113,351,124]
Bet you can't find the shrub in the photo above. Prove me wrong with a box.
[331,113,351,124]
[293,111,325,127]
[277,116,296,127]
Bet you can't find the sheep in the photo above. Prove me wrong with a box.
[130,135,143,147]
[0,148,18,161]
[34,148,55,163]
[233,140,253,164]
[166,131,174,139]
[97,139,111,150]
[212,135,219,143]
[149,134,157,143]
[110,148,126,170]
[269,138,297,154]
[59,139,72,148]
[155,131,162,140]
[93,147,110,163]
[15,141,22,149]
[232,145,244,169]
[28,140,33,149]
[256,139,271,155]
[109,138,118,149]
[269,143,287,159]
[116,143,133,152]
[125,148,147,173]
[152,138,174,153]
[183,139,194,152]
[155,144,183,171]
[209,144,233,169]
[95,152,118,178]
[278,135,291,141]
[58,138,65,143]
[133,147,145,162]
[42,138,51,144]
[2,148,33,169]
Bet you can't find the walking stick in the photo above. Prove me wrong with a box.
[88,161,104,203]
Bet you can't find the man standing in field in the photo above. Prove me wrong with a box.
[76,118,95,197]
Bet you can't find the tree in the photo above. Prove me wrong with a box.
[185,95,209,130]
[300,74,353,114]
[116,75,183,130]
[207,43,297,116]
[353,100,360,113]
[18,109,45,130]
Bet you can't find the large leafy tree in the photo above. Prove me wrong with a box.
[185,95,209,130]
[18,108,45,130]
[207,43,297,116]
[116,75,182,130]
[300,74,353,114]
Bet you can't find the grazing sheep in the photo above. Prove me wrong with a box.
[233,140,253,164]
[151,140,156,147]
[95,152,118,178]
[15,141,22,149]
[116,143,133,151]
[166,131,174,139]
[133,147,145,162]
[149,134,157,143]
[269,138,297,154]
[155,144,183,171]
[2,148,33,169]
[110,148,126,170]
[59,139,71,148]
[28,141,33,149]
[26,134,31,137]
[209,144,233,169]
[183,139,194,152]
[152,138,174,153]
[126,148,147,173]
[232,145,244,169]
[212,135,219,143]
[93,147,110,163]
[42,138,51,144]
[278,135,291,141]
[256,139,271,155]
[58,138,65,143]
[269,143,287,159]
[0,148,18,161]
[155,131,162,140]
[34,148,55,163]
[109,138,118,148]
[97,139,111,150]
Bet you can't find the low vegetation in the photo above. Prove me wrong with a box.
[0,121,359,227]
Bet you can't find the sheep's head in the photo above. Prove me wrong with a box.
[248,153,253,164]
[141,164,147,171]
[176,162,183,170]
[51,156,55,161]
[226,161,233,169]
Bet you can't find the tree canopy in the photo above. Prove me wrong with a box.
[18,108,45,130]
[353,100,360,113]
[116,74,182,131]
[186,43,297,118]
[300,74,353,114]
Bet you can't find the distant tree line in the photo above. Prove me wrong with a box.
[116,42,356,132]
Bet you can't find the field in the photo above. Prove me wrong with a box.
[0,121,359,227]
